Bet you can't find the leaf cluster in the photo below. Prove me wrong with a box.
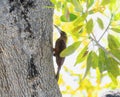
[52,0,120,92]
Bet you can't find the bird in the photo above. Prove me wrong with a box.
[53,25,67,81]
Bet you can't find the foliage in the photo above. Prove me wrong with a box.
[51,0,120,96]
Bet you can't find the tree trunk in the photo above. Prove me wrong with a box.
[0,0,62,97]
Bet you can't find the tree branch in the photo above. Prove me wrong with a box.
[90,36,120,64]
[97,14,113,42]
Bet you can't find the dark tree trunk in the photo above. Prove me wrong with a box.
[0,0,62,97]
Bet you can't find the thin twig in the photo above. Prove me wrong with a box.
[97,14,113,42]
[91,33,96,40]
[90,36,120,64]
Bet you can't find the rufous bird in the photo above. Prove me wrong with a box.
[53,25,67,81]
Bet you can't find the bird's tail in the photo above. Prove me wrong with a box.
[55,66,61,81]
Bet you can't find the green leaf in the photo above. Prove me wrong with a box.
[67,0,72,2]
[60,13,77,22]
[108,72,118,85]
[107,57,120,84]
[88,10,94,14]
[72,25,83,34]
[60,15,67,22]
[114,13,120,20]
[56,1,62,10]
[110,49,120,60]
[101,0,110,6]
[97,18,104,29]
[75,45,88,65]
[108,34,120,49]
[69,13,77,21]
[98,48,107,73]
[87,0,94,8]
[107,57,120,77]
[62,2,67,14]
[61,4,69,22]
[60,41,81,57]
[109,0,117,12]
[91,52,98,68]
[72,0,83,12]
[111,28,120,33]
[82,51,93,79]
[73,13,87,26]
[86,19,93,34]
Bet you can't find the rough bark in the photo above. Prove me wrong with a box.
[0,0,62,97]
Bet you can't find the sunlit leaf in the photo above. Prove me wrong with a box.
[108,72,117,85]
[75,45,88,65]
[72,0,83,12]
[87,0,94,8]
[111,28,120,33]
[56,1,62,10]
[97,18,104,29]
[71,25,83,34]
[83,51,93,79]
[67,0,72,2]
[101,0,110,6]
[86,19,93,34]
[50,0,56,4]
[114,13,120,20]
[96,68,101,84]
[53,15,61,25]
[60,41,81,57]
[108,34,120,49]
[73,13,87,26]
[109,0,117,12]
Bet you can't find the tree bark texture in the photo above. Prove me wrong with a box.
[0,0,62,97]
